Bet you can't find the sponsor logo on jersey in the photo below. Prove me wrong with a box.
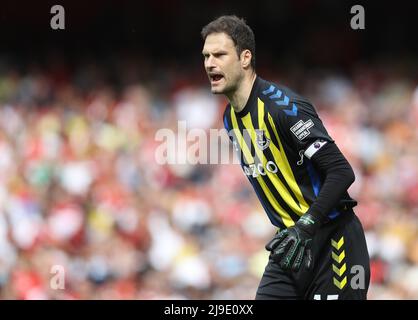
[243,161,278,178]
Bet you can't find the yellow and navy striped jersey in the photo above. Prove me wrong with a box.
[223,76,354,229]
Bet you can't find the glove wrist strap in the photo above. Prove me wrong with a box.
[296,212,324,236]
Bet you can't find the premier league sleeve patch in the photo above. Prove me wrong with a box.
[304,139,328,159]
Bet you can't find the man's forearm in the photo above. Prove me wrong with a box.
[306,142,355,222]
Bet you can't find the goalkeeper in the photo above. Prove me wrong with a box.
[201,15,370,299]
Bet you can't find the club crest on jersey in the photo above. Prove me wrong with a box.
[255,130,270,150]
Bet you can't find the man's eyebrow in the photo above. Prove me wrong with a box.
[202,50,227,55]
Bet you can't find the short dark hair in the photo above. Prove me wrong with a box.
[201,15,256,70]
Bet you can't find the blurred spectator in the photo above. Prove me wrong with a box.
[0,56,417,300]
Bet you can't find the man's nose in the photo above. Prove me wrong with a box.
[205,56,216,70]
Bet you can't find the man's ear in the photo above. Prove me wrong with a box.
[241,49,252,69]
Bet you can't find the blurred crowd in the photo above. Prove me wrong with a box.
[0,56,417,299]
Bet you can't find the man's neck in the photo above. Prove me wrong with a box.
[227,72,257,113]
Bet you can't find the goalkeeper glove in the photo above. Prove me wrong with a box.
[265,213,325,272]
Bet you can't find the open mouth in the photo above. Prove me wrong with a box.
[210,74,224,84]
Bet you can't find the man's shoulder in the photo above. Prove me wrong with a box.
[256,77,309,105]
[256,77,317,117]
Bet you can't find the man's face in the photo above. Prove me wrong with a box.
[202,32,244,95]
